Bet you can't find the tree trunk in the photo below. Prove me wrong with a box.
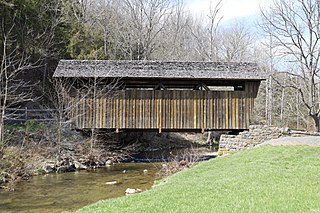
[0,116,4,146]
[280,86,285,126]
[311,114,320,132]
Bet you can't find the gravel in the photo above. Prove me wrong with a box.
[260,136,320,147]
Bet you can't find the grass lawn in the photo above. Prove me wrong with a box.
[78,145,320,212]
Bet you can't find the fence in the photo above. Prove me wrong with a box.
[4,108,59,123]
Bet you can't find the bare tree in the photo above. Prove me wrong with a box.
[121,0,173,60]
[189,0,223,61]
[207,0,223,61]
[88,0,118,58]
[261,0,320,131]
[66,0,94,24]
[0,1,66,144]
[154,0,194,60]
[42,75,119,153]
[220,21,254,62]
[42,78,78,150]
[0,26,34,145]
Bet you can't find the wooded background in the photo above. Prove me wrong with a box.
[1,0,320,141]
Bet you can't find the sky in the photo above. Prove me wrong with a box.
[185,0,272,27]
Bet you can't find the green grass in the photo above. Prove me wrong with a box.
[5,120,45,132]
[78,146,320,213]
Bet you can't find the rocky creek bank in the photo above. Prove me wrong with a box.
[0,125,138,191]
[0,126,215,191]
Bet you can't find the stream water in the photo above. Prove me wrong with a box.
[0,146,216,212]
[0,163,161,213]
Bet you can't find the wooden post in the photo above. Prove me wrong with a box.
[159,91,162,132]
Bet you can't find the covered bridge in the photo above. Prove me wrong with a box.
[53,60,265,132]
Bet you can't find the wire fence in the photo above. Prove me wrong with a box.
[4,108,59,123]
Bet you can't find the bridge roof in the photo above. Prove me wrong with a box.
[53,60,265,80]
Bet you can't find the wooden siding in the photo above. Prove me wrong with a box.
[68,82,260,130]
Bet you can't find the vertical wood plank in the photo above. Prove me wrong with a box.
[169,91,171,129]
[155,91,158,129]
[88,98,92,129]
[173,91,176,129]
[182,91,185,129]
[103,98,106,128]
[225,91,228,129]
[126,91,130,128]
[130,90,133,128]
[147,91,151,128]
[193,92,197,129]
[235,92,238,129]
[203,91,207,130]
[211,92,214,128]
[99,98,103,128]
[115,95,119,130]
[151,91,155,128]
[219,92,222,129]
[119,94,122,129]
[160,91,162,131]
[179,91,181,129]
[142,91,146,128]
[84,98,87,129]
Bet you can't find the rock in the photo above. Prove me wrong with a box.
[78,158,86,164]
[105,160,112,166]
[56,165,75,173]
[42,165,55,173]
[74,161,87,170]
[64,157,70,166]
[219,125,285,152]
[42,162,55,173]
[125,188,136,194]
[105,181,117,185]
[179,160,187,167]
[125,188,142,195]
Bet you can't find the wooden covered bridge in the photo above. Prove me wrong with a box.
[53,60,265,133]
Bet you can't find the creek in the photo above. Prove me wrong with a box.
[0,146,216,212]
[0,162,161,213]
